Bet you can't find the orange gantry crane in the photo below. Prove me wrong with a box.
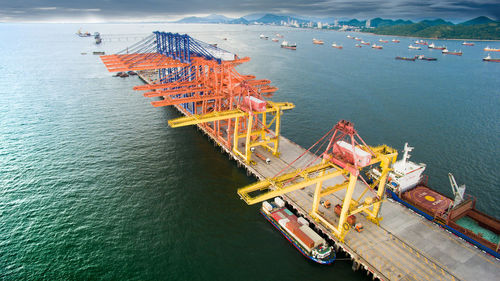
[100,32,294,163]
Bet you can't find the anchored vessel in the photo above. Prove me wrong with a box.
[369,143,500,258]
[281,41,297,50]
[483,54,500,62]
[262,197,335,264]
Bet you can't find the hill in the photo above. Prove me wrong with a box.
[176,14,234,23]
[367,17,500,40]
[459,16,496,26]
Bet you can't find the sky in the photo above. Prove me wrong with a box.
[1,0,499,22]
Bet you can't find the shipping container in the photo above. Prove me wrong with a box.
[347,215,357,226]
[334,204,342,216]
[294,228,315,249]
[279,218,290,228]
[263,201,273,212]
[298,217,309,225]
[274,197,285,207]
[243,96,267,112]
[332,140,371,167]
[402,186,453,216]
[300,225,326,247]
[284,209,294,216]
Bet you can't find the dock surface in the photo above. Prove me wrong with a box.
[138,72,500,281]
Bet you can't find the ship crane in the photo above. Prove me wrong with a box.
[448,173,466,207]
[237,120,398,241]
[99,31,294,164]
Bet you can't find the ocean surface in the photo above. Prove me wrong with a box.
[0,23,499,280]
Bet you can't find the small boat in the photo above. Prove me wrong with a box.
[414,40,428,45]
[127,71,137,75]
[261,198,336,264]
[416,55,437,61]
[360,41,370,45]
[281,41,297,50]
[462,42,474,46]
[355,37,362,41]
[395,56,416,61]
[392,39,400,43]
[76,29,91,37]
[271,38,279,42]
[442,49,462,56]
[428,43,446,50]
[95,37,102,44]
[484,46,500,52]
[114,72,129,78]
[355,44,362,48]
[347,35,354,39]
[259,34,268,40]
[222,38,228,41]
[483,54,500,62]
[313,38,324,45]
[331,43,343,49]
[371,44,383,49]
[92,51,105,55]
[209,43,218,47]
[379,39,389,43]
[276,33,284,38]
[408,45,421,50]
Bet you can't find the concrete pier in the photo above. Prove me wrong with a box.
[137,72,500,281]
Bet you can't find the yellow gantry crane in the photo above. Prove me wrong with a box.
[237,120,398,241]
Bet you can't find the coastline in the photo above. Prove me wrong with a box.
[360,31,500,42]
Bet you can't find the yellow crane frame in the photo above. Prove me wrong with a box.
[237,144,397,241]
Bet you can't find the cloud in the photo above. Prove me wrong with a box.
[1,0,498,22]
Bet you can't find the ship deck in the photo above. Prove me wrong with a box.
[138,72,500,281]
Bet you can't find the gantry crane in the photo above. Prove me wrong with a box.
[237,120,398,241]
[100,32,294,163]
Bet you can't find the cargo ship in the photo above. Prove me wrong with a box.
[428,43,446,50]
[395,56,416,61]
[462,42,475,46]
[483,54,500,62]
[331,43,343,49]
[261,197,336,264]
[416,55,437,61]
[408,45,421,50]
[368,143,500,259]
[484,46,500,52]
[281,41,297,50]
[313,38,324,45]
[371,44,383,49]
[392,39,400,43]
[442,49,462,55]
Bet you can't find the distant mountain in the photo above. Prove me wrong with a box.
[176,14,234,23]
[369,18,413,27]
[242,13,267,21]
[459,16,496,25]
[340,19,365,27]
[254,14,307,24]
[419,19,453,26]
[229,17,249,24]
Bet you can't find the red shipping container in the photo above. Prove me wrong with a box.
[334,204,342,216]
[294,229,315,249]
[347,215,357,226]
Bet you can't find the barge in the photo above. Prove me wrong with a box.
[369,143,500,258]
[261,197,335,264]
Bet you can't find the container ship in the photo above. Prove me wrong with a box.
[261,197,336,264]
[368,143,500,258]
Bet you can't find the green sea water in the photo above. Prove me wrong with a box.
[1,23,499,280]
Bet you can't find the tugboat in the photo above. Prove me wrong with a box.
[331,43,343,49]
[368,143,500,259]
[442,49,462,56]
[483,54,500,62]
[379,39,389,43]
[392,39,400,43]
[281,41,297,50]
[271,38,279,42]
[361,40,370,45]
[261,197,336,264]
[347,35,354,39]
[371,44,383,49]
